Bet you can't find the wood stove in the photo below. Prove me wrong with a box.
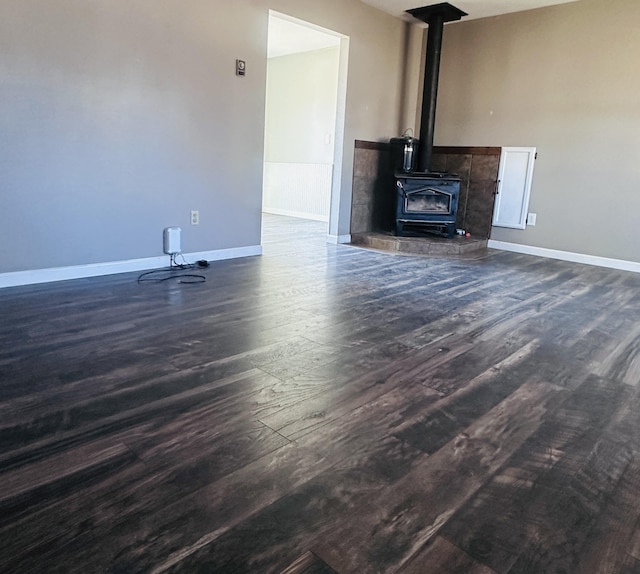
[394,3,467,238]
[396,172,460,237]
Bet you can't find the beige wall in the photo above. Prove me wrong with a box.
[400,22,426,137]
[435,0,640,263]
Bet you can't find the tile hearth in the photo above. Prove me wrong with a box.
[350,231,488,257]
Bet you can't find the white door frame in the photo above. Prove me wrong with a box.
[265,11,349,243]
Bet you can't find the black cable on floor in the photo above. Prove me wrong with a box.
[137,254,206,284]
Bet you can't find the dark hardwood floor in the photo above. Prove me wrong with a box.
[1,213,639,573]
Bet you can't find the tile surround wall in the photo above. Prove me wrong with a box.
[351,141,500,238]
[351,141,395,234]
[432,147,501,238]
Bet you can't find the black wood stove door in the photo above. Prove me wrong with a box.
[395,175,460,238]
[404,186,453,214]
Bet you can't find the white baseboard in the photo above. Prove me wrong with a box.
[327,234,351,245]
[0,245,262,289]
[487,240,640,274]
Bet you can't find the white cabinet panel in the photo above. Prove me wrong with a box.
[492,147,536,229]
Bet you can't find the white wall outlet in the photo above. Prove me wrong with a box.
[191,210,199,225]
[526,212,537,226]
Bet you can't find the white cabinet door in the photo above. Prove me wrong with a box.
[492,147,536,229]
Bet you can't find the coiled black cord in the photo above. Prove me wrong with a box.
[137,253,206,284]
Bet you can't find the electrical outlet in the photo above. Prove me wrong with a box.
[191,210,199,225]
[527,213,537,226]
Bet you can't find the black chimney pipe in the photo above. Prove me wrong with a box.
[407,3,467,172]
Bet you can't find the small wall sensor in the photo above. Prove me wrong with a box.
[236,59,246,76]
[163,226,182,255]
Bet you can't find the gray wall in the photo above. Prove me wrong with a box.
[0,0,268,273]
[435,0,640,263]
[0,0,411,274]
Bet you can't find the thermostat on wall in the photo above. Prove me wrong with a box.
[236,59,246,76]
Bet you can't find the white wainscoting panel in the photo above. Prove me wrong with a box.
[263,162,332,222]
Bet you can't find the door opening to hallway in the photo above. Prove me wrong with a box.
[262,12,348,246]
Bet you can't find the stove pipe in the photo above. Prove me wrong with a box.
[407,3,467,172]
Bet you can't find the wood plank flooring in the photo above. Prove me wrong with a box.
[1,213,639,573]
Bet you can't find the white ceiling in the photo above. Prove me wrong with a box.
[268,1,581,59]
[360,0,581,22]
[268,15,341,59]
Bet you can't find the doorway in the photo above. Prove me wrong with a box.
[262,12,348,246]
